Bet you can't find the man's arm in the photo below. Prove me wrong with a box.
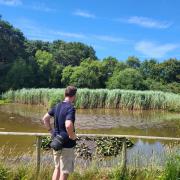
[65,120,76,140]
[42,113,52,132]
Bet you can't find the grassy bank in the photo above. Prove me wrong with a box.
[2,88,180,111]
[0,99,10,105]
[0,145,179,180]
[0,155,179,180]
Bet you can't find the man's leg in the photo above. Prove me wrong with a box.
[60,148,75,180]
[60,173,68,180]
[52,167,60,180]
[52,150,62,180]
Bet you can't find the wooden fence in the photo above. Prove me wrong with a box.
[0,132,180,177]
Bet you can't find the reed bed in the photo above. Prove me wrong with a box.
[2,88,180,111]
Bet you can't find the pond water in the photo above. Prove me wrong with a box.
[0,104,179,166]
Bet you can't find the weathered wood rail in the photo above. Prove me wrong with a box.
[0,132,180,177]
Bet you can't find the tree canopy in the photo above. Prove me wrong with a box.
[0,17,179,94]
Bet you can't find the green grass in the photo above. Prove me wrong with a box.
[0,99,10,105]
[0,146,179,180]
[0,158,179,180]
[2,88,180,111]
[160,154,180,180]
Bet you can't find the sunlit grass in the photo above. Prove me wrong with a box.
[0,143,179,180]
[2,88,180,111]
[0,155,179,180]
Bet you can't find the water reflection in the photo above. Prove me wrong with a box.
[0,104,179,163]
[0,104,179,137]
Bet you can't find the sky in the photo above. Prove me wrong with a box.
[0,0,180,61]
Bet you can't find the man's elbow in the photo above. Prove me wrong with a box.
[42,116,46,124]
[42,113,50,124]
[66,124,73,130]
[65,121,73,130]
[42,118,46,125]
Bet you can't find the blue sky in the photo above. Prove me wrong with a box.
[0,0,180,61]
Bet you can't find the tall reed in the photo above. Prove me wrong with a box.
[2,88,180,111]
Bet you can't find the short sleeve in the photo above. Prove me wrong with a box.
[48,106,55,117]
[65,106,75,122]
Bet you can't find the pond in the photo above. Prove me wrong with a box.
[0,103,179,166]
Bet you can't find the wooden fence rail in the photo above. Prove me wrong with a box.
[0,132,180,177]
[0,132,180,141]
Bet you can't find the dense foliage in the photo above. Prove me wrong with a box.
[0,17,180,94]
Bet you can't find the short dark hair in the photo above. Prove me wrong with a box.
[65,86,77,97]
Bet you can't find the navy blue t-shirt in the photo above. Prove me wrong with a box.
[48,101,76,148]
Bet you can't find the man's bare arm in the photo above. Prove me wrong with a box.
[42,113,52,132]
[65,120,76,140]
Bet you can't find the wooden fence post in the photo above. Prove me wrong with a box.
[121,137,127,173]
[36,136,41,177]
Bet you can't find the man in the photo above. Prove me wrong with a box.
[42,86,77,180]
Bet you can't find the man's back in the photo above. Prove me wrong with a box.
[48,101,76,148]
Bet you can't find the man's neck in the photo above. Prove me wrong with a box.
[64,97,72,103]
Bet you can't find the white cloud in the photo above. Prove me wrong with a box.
[51,31,86,39]
[91,44,106,50]
[135,41,178,58]
[0,1,56,12]
[123,16,171,29]
[93,35,127,43]
[31,3,56,12]
[0,0,22,6]
[14,18,132,46]
[13,18,86,41]
[74,9,95,18]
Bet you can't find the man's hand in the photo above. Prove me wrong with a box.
[69,133,77,140]
[65,120,76,140]
[42,113,52,133]
[48,128,54,136]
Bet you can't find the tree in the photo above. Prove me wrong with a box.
[34,50,63,87]
[0,18,26,92]
[113,61,128,72]
[25,40,50,57]
[0,19,25,64]
[106,68,145,90]
[70,65,100,88]
[49,62,63,87]
[61,66,75,87]
[166,82,180,94]
[100,57,119,88]
[126,56,140,68]
[102,56,119,75]
[6,58,34,89]
[51,41,97,66]
[139,59,160,80]
[35,50,53,70]
[61,60,103,88]
[143,78,166,91]
[159,58,180,83]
